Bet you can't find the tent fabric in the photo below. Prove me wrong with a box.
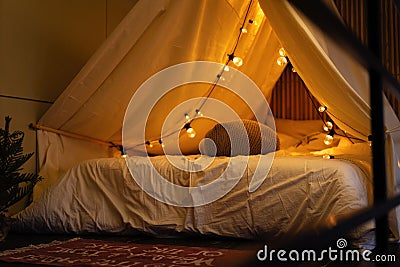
[37,0,284,187]
[35,0,400,237]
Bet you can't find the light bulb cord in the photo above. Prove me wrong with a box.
[134,0,255,149]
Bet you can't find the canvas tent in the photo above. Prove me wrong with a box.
[33,0,400,237]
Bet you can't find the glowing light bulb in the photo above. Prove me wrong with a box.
[233,57,243,67]
[217,73,226,81]
[184,123,196,138]
[119,146,127,158]
[186,127,196,138]
[276,56,288,66]
[368,135,373,147]
[323,154,334,159]
[224,65,230,72]
[241,28,248,33]
[185,113,190,120]
[279,48,286,57]
[324,134,334,145]
[145,141,154,148]
[196,109,203,117]
[322,120,333,132]
[159,139,165,148]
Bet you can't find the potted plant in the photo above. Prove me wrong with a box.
[0,116,42,241]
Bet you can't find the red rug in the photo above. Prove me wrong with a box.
[0,238,254,266]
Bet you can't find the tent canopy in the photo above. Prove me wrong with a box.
[35,0,400,235]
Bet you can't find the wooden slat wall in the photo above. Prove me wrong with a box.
[334,0,400,118]
[270,67,320,120]
[270,0,400,120]
[381,0,400,117]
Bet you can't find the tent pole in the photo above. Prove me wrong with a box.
[29,123,120,148]
[367,0,389,252]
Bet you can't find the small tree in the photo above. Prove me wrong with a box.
[0,116,42,213]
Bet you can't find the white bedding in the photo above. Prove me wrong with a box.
[13,144,373,239]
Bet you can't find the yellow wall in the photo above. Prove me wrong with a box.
[0,0,137,174]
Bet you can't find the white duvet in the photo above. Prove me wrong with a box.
[13,144,373,240]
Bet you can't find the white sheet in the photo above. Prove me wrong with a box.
[13,147,373,239]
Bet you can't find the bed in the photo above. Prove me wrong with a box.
[12,120,374,242]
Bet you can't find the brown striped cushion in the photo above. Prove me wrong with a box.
[203,119,279,156]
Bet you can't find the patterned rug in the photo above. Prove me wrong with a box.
[0,238,254,266]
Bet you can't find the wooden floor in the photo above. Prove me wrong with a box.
[0,232,399,266]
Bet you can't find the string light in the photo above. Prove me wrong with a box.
[145,141,154,148]
[368,135,373,147]
[119,145,127,158]
[227,53,244,67]
[276,56,288,66]
[279,48,286,57]
[233,56,243,67]
[324,130,335,145]
[302,71,367,144]
[184,123,196,138]
[195,109,204,117]
[323,121,334,132]
[323,154,334,159]
[141,0,254,151]
[216,74,225,81]
[109,142,127,158]
[316,106,339,146]
[324,135,334,145]
[159,139,165,148]
[276,47,288,66]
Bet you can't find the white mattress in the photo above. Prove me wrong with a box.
[13,148,373,239]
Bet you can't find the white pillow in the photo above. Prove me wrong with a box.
[284,132,341,152]
[275,119,324,140]
[276,132,298,150]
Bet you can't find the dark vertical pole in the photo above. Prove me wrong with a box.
[367,0,388,253]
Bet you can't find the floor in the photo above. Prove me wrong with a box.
[0,232,262,267]
[0,232,399,266]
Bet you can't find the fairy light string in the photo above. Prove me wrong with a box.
[303,84,367,144]
[137,0,256,152]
